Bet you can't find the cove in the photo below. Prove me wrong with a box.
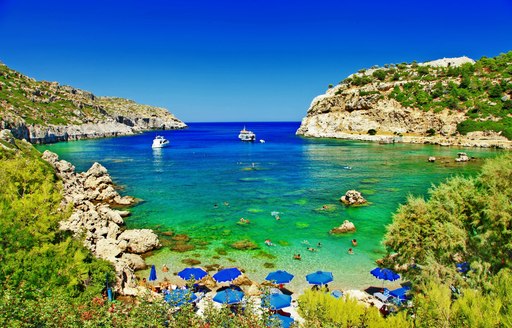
[37,122,502,291]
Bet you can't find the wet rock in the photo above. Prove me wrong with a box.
[340,190,367,205]
[330,220,356,234]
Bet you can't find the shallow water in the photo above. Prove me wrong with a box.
[37,122,502,291]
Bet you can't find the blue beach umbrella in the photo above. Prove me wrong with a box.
[178,267,208,281]
[370,267,400,282]
[261,293,292,310]
[149,264,157,282]
[269,314,294,328]
[306,271,333,285]
[265,270,294,284]
[213,267,242,283]
[213,288,244,305]
[165,289,197,307]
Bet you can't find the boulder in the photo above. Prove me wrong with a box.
[118,229,160,254]
[96,238,123,260]
[0,129,16,144]
[107,222,120,239]
[428,156,436,162]
[122,253,147,270]
[55,160,75,173]
[113,195,136,206]
[340,190,367,205]
[232,275,253,287]
[86,162,108,177]
[42,150,59,165]
[98,205,124,225]
[117,210,131,217]
[330,220,356,234]
[455,152,470,162]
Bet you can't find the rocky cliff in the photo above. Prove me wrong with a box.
[42,149,160,296]
[297,52,512,148]
[0,61,186,144]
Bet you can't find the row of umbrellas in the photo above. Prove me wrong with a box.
[150,266,400,286]
[158,266,399,328]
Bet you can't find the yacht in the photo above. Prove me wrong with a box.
[238,126,256,142]
[152,135,170,148]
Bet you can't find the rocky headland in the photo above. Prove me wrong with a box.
[297,53,512,149]
[42,149,160,296]
[0,61,186,144]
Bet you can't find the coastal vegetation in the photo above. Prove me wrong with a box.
[348,52,512,139]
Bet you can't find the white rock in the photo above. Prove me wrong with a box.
[118,229,160,254]
[96,238,123,260]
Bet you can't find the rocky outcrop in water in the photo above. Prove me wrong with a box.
[42,150,160,296]
[340,190,367,206]
[330,220,356,234]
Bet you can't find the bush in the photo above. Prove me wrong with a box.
[368,129,377,135]
[372,69,387,81]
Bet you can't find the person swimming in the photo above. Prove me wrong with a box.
[352,239,358,246]
[293,254,302,260]
[348,248,354,255]
[265,239,274,246]
[307,247,316,252]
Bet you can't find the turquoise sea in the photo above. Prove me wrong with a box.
[37,122,502,291]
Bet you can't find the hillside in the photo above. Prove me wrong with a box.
[0,61,186,143]
[297,51,512,148]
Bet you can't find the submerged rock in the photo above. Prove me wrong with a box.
[340,190,367,205]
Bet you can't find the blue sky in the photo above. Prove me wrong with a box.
[1,0,511,122]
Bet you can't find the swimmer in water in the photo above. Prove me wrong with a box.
[352,239,358,246]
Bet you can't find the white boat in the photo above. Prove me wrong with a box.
[259,139,265,143]
[238,126,256,142]
[152,135,170,148]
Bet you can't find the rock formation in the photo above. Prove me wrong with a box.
[0,62,187,144]
[330,220,356,234]
[340,190,367,206]
[42,150,160,296]
[296,55,512,149]
[455,152,470,162]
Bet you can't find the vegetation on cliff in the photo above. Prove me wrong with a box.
[0,61,184,128]
[341,52,512,139]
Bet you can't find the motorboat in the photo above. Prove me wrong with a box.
[238,126,256,142]
[152,135,170,148]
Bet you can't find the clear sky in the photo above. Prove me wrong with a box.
[1,0,511,122]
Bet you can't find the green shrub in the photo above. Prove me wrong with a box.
[372,69,387,81]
